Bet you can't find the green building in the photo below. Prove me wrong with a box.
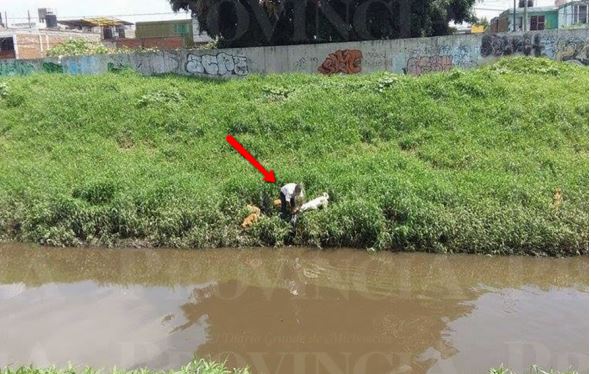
[496,6,559,31]
[135,19,212,47]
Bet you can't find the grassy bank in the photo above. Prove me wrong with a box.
[1,360,249,374]
[0,57,588,255]
[0,363,577,374]
[490,367,578,374]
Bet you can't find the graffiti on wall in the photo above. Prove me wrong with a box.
[481,32,589,65]
[405,55,453,75]
[399,44,475,75]
[0,61,35,76]
[441,44,476,69]
[480,33,545,57]
[185,52,248,76]
[0,30,586,78]
[539,33,588,64]
[318,49,363,75]
[294,56,320,70]
[554,37,588,65]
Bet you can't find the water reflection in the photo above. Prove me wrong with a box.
[171,280,472,373]
[0,244,587,373]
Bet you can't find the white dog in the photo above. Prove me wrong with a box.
[300,193,329,212]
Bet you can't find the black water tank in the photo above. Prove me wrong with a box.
[518,0,534,7]
[45,14,58,28]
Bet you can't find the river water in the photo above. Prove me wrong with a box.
[0,244,587,374]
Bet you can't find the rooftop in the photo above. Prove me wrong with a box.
[557,0,589,7]
[135,19,191,26]
[58,17,133,28]
[500,5,559,15]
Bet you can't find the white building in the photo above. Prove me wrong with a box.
[558,0,588,27]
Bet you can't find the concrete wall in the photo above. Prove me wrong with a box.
[0,28,587,78]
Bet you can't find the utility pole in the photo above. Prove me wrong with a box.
[523,0,528,31]
[513,0,517,31]
[27,10,31,28]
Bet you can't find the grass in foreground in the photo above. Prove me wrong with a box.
[0,57,588,255]
[0,362,577,374]
[1,360,249,374]
[490,366,578,374]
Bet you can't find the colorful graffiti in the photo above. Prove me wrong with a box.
[185,52,249,76]
[0,30,586,79]
[480,33,545,57]
[318,49,363,75]
[0,61,35,76]
[405,55,453,75]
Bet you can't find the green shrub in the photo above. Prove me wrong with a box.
[250,216,292,246]
[0,359,250,374]
[47,39,111,57]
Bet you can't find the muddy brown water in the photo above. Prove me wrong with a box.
[0,244,587,374]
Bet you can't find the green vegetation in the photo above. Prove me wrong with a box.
[46,40,159,58]
[1,360,249,374]
[0,57,587,255]
[0,363,578,374]
[47,40,111,57]
[490,366,578,374]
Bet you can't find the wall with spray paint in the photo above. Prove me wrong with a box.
[0,28,587,78]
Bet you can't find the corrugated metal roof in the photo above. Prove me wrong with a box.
[59,17,133,28]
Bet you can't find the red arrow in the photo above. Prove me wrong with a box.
[226,134,276,183]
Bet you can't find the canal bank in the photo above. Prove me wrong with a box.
[0,58,588,256]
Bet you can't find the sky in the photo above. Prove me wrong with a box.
[0,0,556,27]
[0,0,191,26]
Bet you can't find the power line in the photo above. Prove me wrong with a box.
[4,12,190,21]
[8,9,517,19]
[8,4,582,22]
[2,7,586,26]
[2,5,535,19]
[474,7,513,10]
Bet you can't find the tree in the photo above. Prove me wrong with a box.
[474,16,489,29]
[169,0,477,48]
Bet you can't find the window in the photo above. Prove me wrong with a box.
[0,37,14,51]
[0,37,15,59]
[575,4,587,23]
[174,23,189,35]
[116,26,126,38]
[530,15,545,30]
[103,27,114,39]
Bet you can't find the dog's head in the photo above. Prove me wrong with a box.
[322,192,330,200]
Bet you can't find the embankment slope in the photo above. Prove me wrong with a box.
[0,57,588,255]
